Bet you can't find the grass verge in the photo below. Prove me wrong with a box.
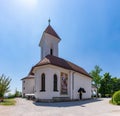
[109,99,118,105]
[0,98,16,106]
[109,99,113,104]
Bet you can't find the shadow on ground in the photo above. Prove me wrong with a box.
[33,98,103,107]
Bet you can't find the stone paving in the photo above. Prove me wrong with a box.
[0,98,120,116]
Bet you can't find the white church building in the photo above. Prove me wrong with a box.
[21,21,92,101]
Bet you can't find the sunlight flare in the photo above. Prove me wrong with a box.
[19,0,38,8]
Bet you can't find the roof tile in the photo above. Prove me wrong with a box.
[44,25,61,39]
[30,55,91,78]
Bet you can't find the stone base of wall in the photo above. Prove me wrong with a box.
[35,99,53,103]
[52,97,71,102]
[29,97,91,103]
[35,97,72,102]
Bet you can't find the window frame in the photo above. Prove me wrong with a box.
[53,74,58,91]
[40,73,45,92]
[50,48,53,55]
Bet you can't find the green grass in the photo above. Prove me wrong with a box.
[0,98,16,106]
[109,99,119,105]
[109,99,113,104]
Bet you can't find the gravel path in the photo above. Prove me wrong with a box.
[0,98,120,116]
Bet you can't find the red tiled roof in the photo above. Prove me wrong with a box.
[29,55,91,78]
[44,25,61,40]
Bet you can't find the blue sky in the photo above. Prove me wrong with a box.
[0,0,120,93]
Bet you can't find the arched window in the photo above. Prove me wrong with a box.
[53,74,58,91]
[41,73,45,91]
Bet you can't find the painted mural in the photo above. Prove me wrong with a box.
[60,72,68,94]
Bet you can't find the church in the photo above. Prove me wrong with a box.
[21,21,92,101]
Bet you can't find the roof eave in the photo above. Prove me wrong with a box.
[30,63,92,79]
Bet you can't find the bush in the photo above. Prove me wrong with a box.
[112,90,120,105]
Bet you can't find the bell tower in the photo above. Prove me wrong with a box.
[39,20,61,60]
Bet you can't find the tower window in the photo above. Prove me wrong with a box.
[50,49,53,55]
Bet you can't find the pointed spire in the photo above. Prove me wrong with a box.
[44,25,61,40]
[48,18,51,25]
[44,19,61,40]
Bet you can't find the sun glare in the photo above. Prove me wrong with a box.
[19,0,38,8]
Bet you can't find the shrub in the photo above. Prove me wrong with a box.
[112,90,120,105]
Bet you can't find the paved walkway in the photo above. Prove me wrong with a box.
[0,98,120,116]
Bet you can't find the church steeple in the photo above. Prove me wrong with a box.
[39,20,61,60]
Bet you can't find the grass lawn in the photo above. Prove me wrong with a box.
[0,98,16,106]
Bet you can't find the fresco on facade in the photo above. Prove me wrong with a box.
[61,72,68,94]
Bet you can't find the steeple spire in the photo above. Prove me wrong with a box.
[39,20,61,59]
[48,18,51,25]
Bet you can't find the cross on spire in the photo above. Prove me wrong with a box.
[48,18,51,25]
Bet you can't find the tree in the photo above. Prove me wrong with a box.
[99,73,112,97]
[89,65,102,97]
[14,88,22,97]
[0,74,11,101]
[111,77,120,94]
[111,77,119,93]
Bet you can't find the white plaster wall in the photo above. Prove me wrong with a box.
[34,65,91,100]
[40,33,60,59]
[22,78,35,96]
[34,65,70,100]
[73,73,92,99]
